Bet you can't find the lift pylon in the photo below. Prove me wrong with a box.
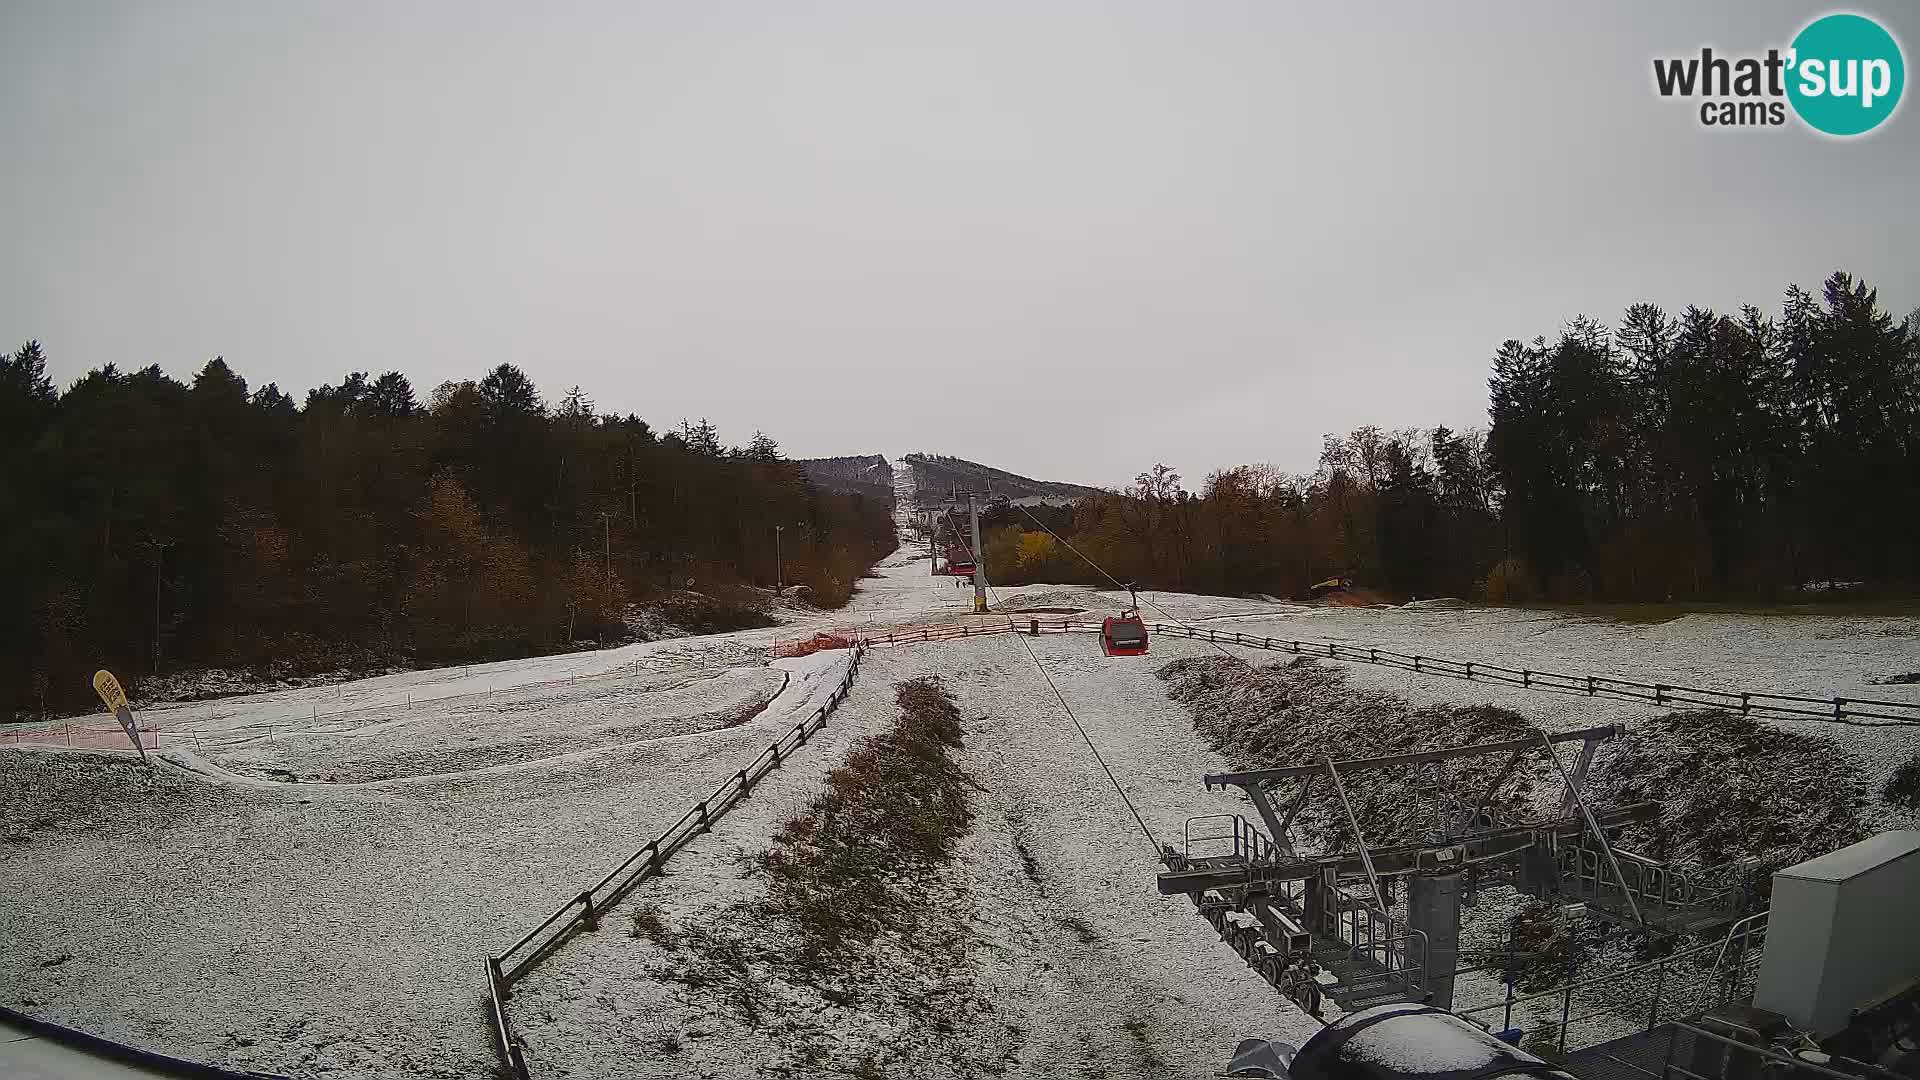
[1160,725,1760,1014]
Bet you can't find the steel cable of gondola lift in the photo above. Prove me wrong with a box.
[931,518,1162,859]
[1012,503,1248,663]
[1100,584,1150,657]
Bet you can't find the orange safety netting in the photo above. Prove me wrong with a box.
[769,632,859,658]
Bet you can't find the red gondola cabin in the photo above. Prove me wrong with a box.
[1101,611,1148,656]
[943,545,975,576]
[1101,584,1149,656]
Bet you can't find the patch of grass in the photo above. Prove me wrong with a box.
[758,678,973,959]
[660,922,766,1024]
[629,903,676,947]
[1012,836,1045,888]
[1121,1017,1166,1071]
[647,1019,683,1055]
[1057,915,1098,944]
[1885,756,1920,810]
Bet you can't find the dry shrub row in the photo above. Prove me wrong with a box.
[1158,656,1869,883]
[1157,655,1540,851]
[758,677,973,958]
[1584,710,1868,875]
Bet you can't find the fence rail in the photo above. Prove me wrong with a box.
[483,644,867,1080]
[1456,915,1767,1055]
[850,617,1920,728]
[10,610,1911,758]
[1134,623,1920,728]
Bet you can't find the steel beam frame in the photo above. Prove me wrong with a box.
[1156,802,1658,896]
[1204,725,1623,789]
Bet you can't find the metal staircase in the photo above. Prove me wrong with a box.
[1171,815,1429,1015]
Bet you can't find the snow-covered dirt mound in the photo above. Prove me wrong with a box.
[0,644,857,1079]
[203,664,789,783]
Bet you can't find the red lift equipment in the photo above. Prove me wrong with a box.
[940,512,976,577]
[1100,586,1149,657]
[944,546,975,577]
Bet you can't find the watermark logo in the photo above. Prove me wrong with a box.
[1653,11,1904,136]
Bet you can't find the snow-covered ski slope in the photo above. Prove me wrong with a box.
[3,457,1917,1079]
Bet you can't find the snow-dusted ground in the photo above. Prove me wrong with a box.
[510,631,1325,1080]
[1197,603,1920,796]
[0,638,856,1078]
[5,456,1919,1079]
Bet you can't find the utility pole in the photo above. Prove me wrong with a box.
[600,511,614,607]
[150,538,173,675]
[774,524,784,590]
[967,492,987,614]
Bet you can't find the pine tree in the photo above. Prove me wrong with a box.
[367,372,419,417]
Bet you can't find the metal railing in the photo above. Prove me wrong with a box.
[1183,813,1280,864]
[1655,1020,1907,1080]
[1554,838,1753,923]
[1174,815,1429,1008]
[14,609,1911,759]
[1137,624,1920,727]
[844,616,1920,728]
[483,644,868,1080]
[1316,880,1432,1004]
[1457,915,1768,1056]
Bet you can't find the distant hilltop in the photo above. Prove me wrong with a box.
[903,453,1105,506]
[795,454,895,505]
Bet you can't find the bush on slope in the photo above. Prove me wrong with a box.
[1159,656,1869,879]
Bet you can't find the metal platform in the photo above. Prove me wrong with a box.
[1564,1023,1700,1080]
[1159,726,1767,1020]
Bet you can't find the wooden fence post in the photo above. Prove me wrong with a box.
[490,956,511,1000]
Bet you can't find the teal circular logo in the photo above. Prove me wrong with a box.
[1787,13,1905,136]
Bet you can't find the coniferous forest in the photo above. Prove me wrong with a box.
[982,272,1919,604]
[5,270,1916,718]
[0,357,894,717]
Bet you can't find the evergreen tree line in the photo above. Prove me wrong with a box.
[0,354,894,718]
[984,272,1920,603]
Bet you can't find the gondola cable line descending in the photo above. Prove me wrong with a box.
[940,514,1163,859]
[1013,502,1244,663]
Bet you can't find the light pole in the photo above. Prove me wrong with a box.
[774,524,784,590]
[600,511,614,606]
[150,538,173,675]
[968,493,986,614]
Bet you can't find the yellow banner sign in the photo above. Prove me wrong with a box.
[93,669,129,712]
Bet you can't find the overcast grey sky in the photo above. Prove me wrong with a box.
[3,2,1915,489]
